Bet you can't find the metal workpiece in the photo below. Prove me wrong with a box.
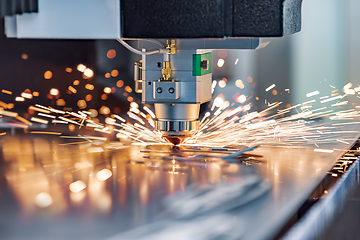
[1,130,354,240]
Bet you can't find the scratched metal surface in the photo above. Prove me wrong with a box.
[0,133,357,240]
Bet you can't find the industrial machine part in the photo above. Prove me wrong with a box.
[0,0,303,144]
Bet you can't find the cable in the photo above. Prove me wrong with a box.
[121,38,165,48]
[117,39,165,56]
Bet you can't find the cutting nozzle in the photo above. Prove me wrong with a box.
[163,136,187,145]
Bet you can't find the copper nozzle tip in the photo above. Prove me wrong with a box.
[164,136,186,145]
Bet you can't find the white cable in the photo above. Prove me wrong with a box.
[121,38,165,48]
[117,39,163,55]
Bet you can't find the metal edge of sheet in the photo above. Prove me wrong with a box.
[281,157,360,240]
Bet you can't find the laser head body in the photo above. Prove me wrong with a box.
[137,39,264,140]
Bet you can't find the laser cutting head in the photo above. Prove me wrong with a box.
[154,103,200,144]
[136,39,263,144]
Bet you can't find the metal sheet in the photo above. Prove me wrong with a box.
[0,132,357,239]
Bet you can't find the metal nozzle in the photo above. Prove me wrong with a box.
[154,103,200,144]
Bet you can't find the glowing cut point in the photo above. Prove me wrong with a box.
[96,169,113,181]
[35,192,53,208]
[69,180,86,193]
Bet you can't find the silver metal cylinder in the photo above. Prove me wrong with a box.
[154,103,200,136]
[154,103,200,121]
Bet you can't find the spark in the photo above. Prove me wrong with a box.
[2,89,12,95]
[83,68,94,78]
[29,106,51,114]
[21,92,32,99]
[16,116,32,125]
[68,86,77,94]
[35,193,53,208]
[69,180,86,193]
[30,117,48,124]
[331,101,348,107]
[0,109,18,117]
[38,113,56,119]
[96,169,112,181]
[77,64,86,72]
[265,84,276,92]
[50,88,59,96]
[337,139,350,145]
[30,131,62,135]
[306,91,320,97]
[320,95,342,103]
[217,59,225,68]
[211,80,217,94]
[15,97,25,102]
[314,149,334,153]
[143,106,155,119]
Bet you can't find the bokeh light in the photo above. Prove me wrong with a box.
[44,71,52,79]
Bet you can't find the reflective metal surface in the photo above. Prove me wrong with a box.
[0,132,357,239]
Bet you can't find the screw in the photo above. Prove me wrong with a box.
[157,62,162,68]
[168,87,175,94]
[156,87,163,93]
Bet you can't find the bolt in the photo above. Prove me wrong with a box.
[157,62,162,68]
[156,87,163,93]
[168,87,175,94]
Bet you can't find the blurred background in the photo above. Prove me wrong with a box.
[0,0,359,123]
